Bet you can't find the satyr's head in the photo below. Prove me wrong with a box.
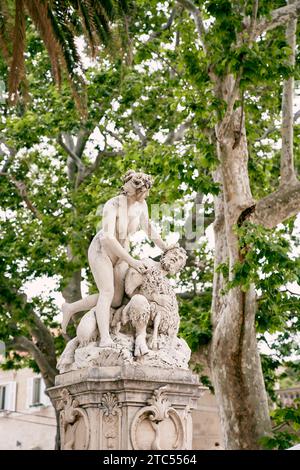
[121,170,153,201]
[160,247,187,275]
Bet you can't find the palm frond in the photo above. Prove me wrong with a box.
[91,0,129,59]
[78,0,98,56]
[4,0,132,113]
[97,0,115,19]
[47,5,87,117]
[0,0,13,63]
[24,0,61,85]
[93,0,111,28]
[8,0,26,104]
[0,28,10,63]
[118,0,129,14]
[93,11,110,46]
[47,8,79,75]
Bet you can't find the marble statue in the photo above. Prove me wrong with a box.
[58,170,190,373]
[51,171,200,451]
[57,245,188,373]
[62,170,177,347]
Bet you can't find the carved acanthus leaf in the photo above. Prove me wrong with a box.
[101,392,121,416]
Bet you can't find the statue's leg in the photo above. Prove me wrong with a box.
[110,305,124,334]
[111,260,129,308]
[124,294,150,356]
[149,311,161,350]
[89,246,115,348]
[76,309,98,346]
[134,324,149,357]
[61,294,99,333]
[57,337,79,373]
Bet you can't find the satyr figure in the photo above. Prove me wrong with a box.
[61,170,177,348]
[57,246,187,373]
[112,246,187,356]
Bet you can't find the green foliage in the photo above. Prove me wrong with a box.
[190,362,215,393]
[279,361,300,388]
[178,244,213,351]
[260,354,281,402]
[179,297,212,351]
[260,430,299,450]
[1,354,39,373]
[272,405,300,430]
[219,221,300,364]
[261,402,300,449]
[227,221,299,292]
[218,217,299,400]
[0,2,299,420]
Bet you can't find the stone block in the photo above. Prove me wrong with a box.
[48,365,203,450]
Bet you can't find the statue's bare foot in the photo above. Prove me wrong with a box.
[99,337,116,349]
[61,303,73,334]
[134,335,149,357]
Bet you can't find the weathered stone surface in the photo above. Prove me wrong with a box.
[58,332,191,373]
[48,366,203,450]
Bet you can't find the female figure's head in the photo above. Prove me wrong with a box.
[121,170,153,201]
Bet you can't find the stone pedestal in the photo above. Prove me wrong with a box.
[48,365,203,450]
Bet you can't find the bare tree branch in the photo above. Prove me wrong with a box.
[74,128,90,157]
[26,310,57,369]
[255,109,300,142]
[251,181,300,228]
[57,133,86,172]
[281,0,298,185]
[132,120,147,145]
[136,36,185,80]
[3,289,57,371]
[217,75,242,142]
[148,6,178,40]
[177,0,207,53]
[175,27,180,48]
[124,14,133,66]
[283,288,300,296]
[10,336,57,386]
[105,128,124,146]
[77,149,124,185]
[164,117,193,144]
[249,0,259,42]
[254,1,300,38]
[0,171,41,218]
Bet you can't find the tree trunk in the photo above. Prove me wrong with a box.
[62,265,82,304]
[210,100,272,449]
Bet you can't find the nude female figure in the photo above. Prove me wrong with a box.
[61,170,173,348]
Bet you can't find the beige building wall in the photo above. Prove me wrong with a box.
[0,368,56,450]
[192,389,223,450]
